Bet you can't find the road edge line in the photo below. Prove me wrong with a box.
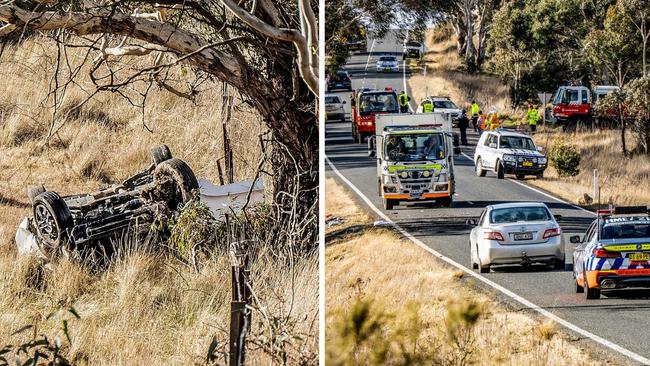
[325,155,650,365]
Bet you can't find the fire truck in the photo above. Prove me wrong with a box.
[350,88,399,144]
[551,85,619,130]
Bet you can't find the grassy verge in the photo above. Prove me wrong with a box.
[325,177,611,365]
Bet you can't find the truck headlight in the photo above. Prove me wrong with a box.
[502,154,516,162]
[539,157,547,164]
[383,175,398,185]
[422,170,431,178]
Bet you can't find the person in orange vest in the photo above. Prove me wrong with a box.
[488,110,500,130]
[477,110,486,135]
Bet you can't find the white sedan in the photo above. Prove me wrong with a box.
[468,202,565,273]
[376,56,399,73]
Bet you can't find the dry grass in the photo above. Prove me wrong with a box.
[530,129,650,206]
[0,36,317,364]
[325,178,372,234]
[408,27,511,113]
[325,179,608,365]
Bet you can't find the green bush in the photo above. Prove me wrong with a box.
[548,139,581,177]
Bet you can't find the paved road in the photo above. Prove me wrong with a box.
[326,34,650,365]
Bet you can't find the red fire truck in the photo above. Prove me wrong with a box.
[551,85,619,130]
[350,88,399,143]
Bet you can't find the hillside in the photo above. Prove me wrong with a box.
[0,37,317,364]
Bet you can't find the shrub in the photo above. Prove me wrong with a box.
[548,138,581,177]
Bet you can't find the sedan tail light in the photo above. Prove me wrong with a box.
[543,228,561,239]
[592,247,621,258]
[483,231,504,241]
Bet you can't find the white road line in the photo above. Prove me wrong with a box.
[460,151,595,216]
[325,155,650,365]
[361,39,376,88]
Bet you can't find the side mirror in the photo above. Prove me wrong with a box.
[368,150,376,158]
[489,143,497,149]
[553,214,562,221]
[570,235,581,244]
[342,101,347,105]
[537,146,544,152]
[453,147,461,155]
[466,218,477,226]
[367,135,375,150]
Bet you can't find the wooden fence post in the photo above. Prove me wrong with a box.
[229,240,252,366]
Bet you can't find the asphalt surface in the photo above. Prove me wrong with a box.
[326,33,650,365]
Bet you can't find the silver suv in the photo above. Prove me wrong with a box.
[474,129,547,180]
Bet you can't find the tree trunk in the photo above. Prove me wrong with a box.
[453,20,467,57]
[464,0,476,61]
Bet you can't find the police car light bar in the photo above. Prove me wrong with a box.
[597,206,649,216]
[383,124,444,131]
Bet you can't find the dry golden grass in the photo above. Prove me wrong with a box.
[0,36,317,364]
[325,178,372,234]
[408,27,511,113]
[325,181,608,365]
[530,129,650,206]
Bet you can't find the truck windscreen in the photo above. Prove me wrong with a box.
[359,93,398,115]
[384,133,446,162]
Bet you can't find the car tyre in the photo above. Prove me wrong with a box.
[471,243,479,269]
[154,158,199,210]
[583,271,601,299]
[536,171,544,179]
[475,158,487,177]
[516,174,526,180]
[575,277,584,293]
[479,265,490,274]
[151,144,172,165]
[439,196,452,208]
[383,198,396,210]
[27,185,46,205]
[496,161,505,179]
[33,191,73,258]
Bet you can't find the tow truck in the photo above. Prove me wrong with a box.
[350,88,399,144]
[551,85,620,130]
[368,113,461,210]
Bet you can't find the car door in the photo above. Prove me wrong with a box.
[574,220,597,274]
[482,134,498,169]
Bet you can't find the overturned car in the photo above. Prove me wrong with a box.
[21,145,198,259]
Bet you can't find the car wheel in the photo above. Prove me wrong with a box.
[471,243,478,269]
[480,264,490,273]
[27,185,46,205]
[516,174,525,180]
[154,158,199,210]
[341,115,346,123]
[583,270,601,299]
[553,257,565,270]
[575,276,584,293]
[536,171,544,179]
[33,191,73,258]
[439,196,452,207]
[151,144,172,165]
[496,160,505,179]
[475,158,486,177]
[383,198,396,210]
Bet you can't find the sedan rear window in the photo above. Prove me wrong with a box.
[601,221,650,239]
[325,96,341,104]
[490,207,551,224]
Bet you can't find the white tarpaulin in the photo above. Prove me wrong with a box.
[15,217,40,256]
[199,177,265,218]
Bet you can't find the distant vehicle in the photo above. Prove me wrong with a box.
[468,202,565,273]
[474,129,547,180]
[376,55,399,73]
[350,88,399,143]
[403,40,424,59]
[368,113,461,210]
[551,85,620,129]
[344,39,366,52]
[572,206,650,299]
[325,95,346,122]
[415,96,463,125]
[327,70,352,92]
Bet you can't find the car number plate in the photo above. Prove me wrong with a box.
[522,161,533,167]
[514,232,533,240]
[410,191,421,198]
[629,252,649,261]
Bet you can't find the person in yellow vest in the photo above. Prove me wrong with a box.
[470,100,480,132]
[398,91,411,113]
[527,102,539,132]
[422,99,434,113]
[488,110,500,130]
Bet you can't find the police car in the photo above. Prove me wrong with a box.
[572,206,650,299]
[474,129,547,180]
